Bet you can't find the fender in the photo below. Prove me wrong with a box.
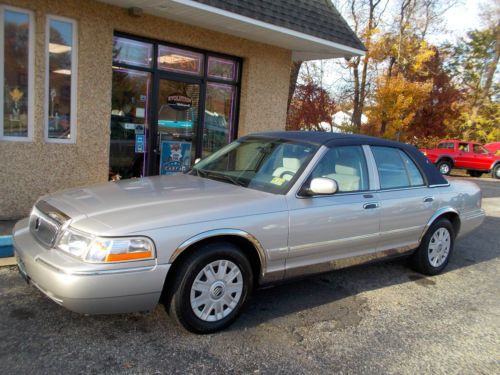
[436,155,454,165]
[418,207,460,244]
[169,229,268,278]
[489,160,500,170]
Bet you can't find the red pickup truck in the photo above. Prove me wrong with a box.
[420,140,500,179]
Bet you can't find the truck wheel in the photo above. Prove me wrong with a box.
[467,170,482,178]
[436,160,452,175]
[411,218,455,276]
[492,164,500,179]
[165,241,253,333]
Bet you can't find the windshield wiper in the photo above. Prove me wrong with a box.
[193,168,245,187]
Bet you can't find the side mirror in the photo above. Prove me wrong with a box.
[194,158,201,165]
[308,177,338,195]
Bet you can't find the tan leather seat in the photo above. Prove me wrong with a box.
[273,158,301,181]
[326,164,360,191]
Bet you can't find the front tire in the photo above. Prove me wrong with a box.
[165,241,253,333]
[411,218,455,276]
[436,160,452,175]
[492,164,500,179]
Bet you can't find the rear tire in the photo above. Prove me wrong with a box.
[467,170,483,178]
[165,241,253,333]
[492,164,500,179]
[436,160,452,175]
[411,218,455,276]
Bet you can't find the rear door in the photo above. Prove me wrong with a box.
[286,145,380,277]
[370,146,437,251]
[454,142,474,169]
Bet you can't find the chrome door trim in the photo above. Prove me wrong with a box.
[170,229,268,278]
[363,144,380,190]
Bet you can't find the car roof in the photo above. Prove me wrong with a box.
[248,131,402,147]
[244,131,449,187]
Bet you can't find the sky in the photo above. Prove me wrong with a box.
[312,0,489,96]
[434,0,483,43]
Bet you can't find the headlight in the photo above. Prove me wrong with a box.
[55,228,155,263]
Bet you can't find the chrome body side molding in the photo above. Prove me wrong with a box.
[283,245,415,280]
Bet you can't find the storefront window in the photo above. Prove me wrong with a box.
[1,7,34,140]
[109,34,241,178]
[158,46,203,76]
[203,83,236,157]
[207,57,238,81]
[113,36,152,68]
[46,16,77,142]
[110,67,151,180]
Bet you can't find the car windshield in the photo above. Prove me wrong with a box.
[191,137,318,194]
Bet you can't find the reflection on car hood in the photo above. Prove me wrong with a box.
[42,174,287,235]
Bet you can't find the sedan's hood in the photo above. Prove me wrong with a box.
[42,174,287,235]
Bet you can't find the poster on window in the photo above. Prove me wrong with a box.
[160,140,192,175]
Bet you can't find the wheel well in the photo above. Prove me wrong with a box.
[163,235,263,297]
[438,212,461,236]
[437,157,454,166]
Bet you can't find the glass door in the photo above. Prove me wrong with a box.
[156,79,201,175]
[109,67,151,180]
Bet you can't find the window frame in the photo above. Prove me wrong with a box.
[370,146,427,190]
[44,15,78,144]
[298,144,371,197]
[0,5,35,142]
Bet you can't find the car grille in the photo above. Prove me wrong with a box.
[29,201,69,248]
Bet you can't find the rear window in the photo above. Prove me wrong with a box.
[372,147,425,189]
[438,142,454,149]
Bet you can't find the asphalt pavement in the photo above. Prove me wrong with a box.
[0,177,498,375]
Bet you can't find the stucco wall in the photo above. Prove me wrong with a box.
[0,0,292,219]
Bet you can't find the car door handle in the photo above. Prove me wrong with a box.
[363,202,379,209]
[423,196,434,203]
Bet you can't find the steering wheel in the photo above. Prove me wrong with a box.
[279,170,296,180]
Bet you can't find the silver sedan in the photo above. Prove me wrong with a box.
[13,132,485,333]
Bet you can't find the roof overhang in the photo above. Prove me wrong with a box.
[98,0,365,61]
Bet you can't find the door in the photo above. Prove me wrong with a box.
[286,145,380,278]
[154,78,201,175]
[472,143,493,170]
[454,142,474,169]
[371,146,437,251]
[109,67,152,180]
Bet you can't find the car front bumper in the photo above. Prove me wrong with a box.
[13,218,170,314]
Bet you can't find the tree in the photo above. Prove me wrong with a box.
[445,7,500,143]
[287,81,336,131]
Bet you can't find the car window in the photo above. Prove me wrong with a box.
[310,146,369,192]
[473,144,489,154]
[399,151,425,186]
[458,143,470,152]
[192,137,317,194]
[438,142,454,149]
[371,147,424,189]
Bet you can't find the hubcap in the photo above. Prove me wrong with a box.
[439,164,450,174]
[496,168,500,178]
[190,260,243,322]
[428,227,451,267]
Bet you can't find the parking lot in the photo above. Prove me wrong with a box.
[0,177,498,375]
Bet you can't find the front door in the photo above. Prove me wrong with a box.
[286,145,380,278]
[154,79,201,175]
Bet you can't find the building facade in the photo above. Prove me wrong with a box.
[0,0,364,219]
